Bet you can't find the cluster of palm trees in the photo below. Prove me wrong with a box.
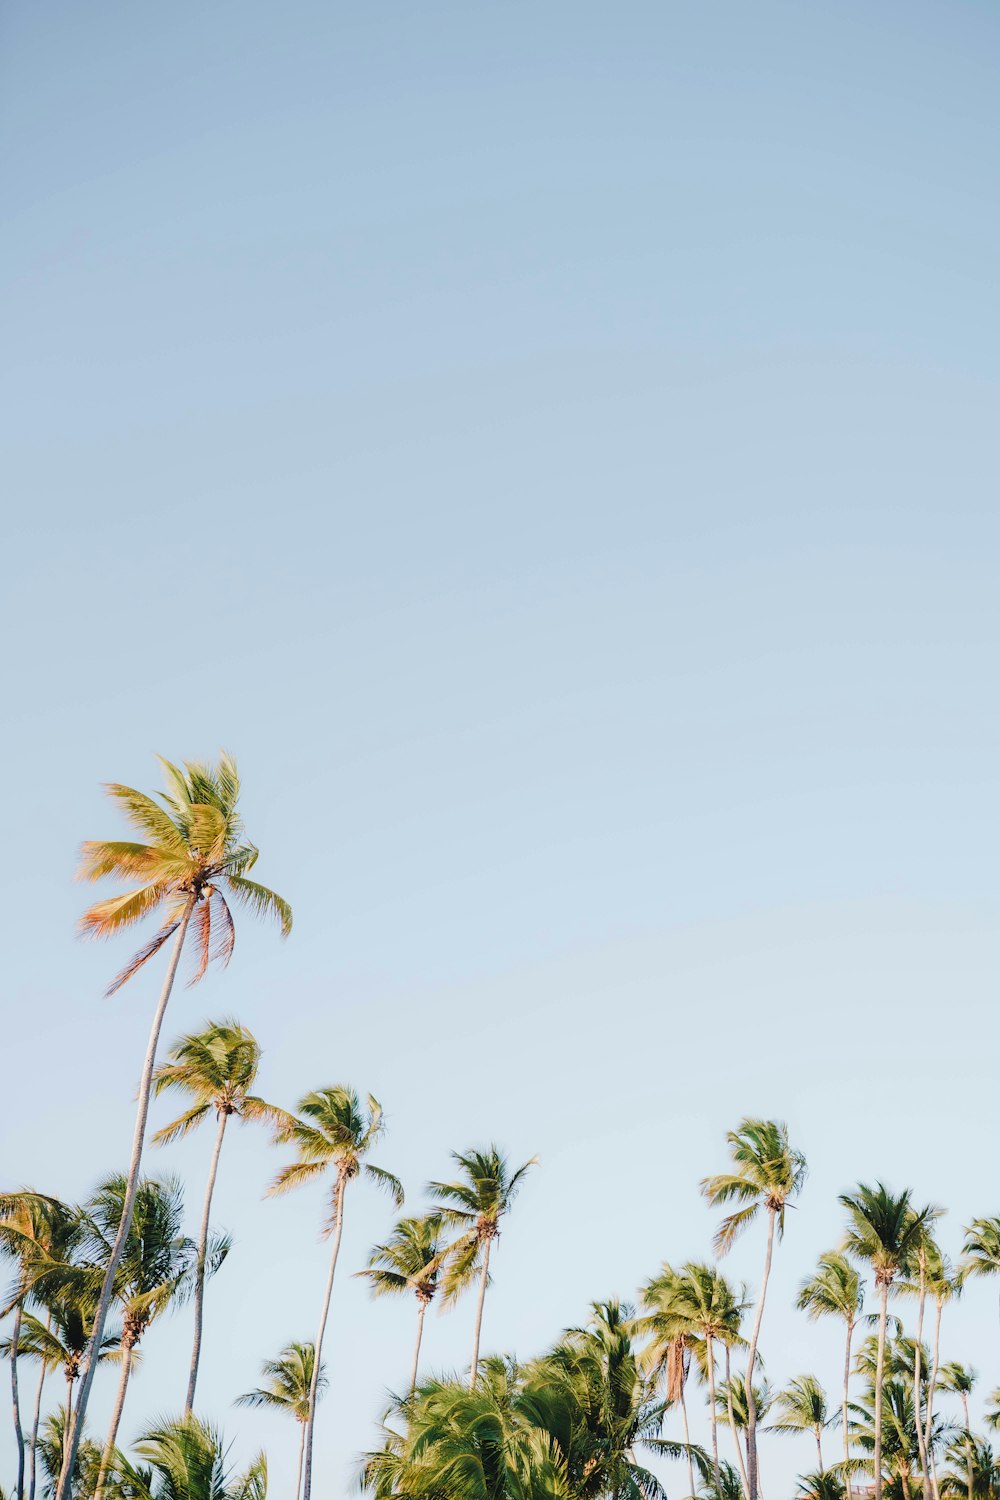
[5,754,1000,1500]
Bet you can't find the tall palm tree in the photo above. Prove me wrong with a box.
[840,1183,937,1500]
[236,1343,326,1500]
[939,1364,977,1500]
[357,1214,447,1395]
[897,1228,946,1500]
[152,1018,281,1412]
[428,1147,537,1389]
[925,1252,963,1500]
[63,753,291,1500]
[961,1220,1000,1324]
[769,1375,832,1473]
[636,1265,699,1498]
[268,1086,402,1500]
[86,1174,223,1500]
[797,1251,864,1480]
[702,1117,807,1500]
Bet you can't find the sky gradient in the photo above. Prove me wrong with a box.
[2,2,999,1495]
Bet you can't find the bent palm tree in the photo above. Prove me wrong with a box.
[797,1251,864,1480]
[840,1183,937,1500]
[236,1343,325,1500]
[268,1086,402,1500]
[357,1214,447,1395]
[63,754,290,1500]
[769,1375,831,1473]
[152,1018,280,1411]
[702,1117,806,1500]
[428,1147,537,1388]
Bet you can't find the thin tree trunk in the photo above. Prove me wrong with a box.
[56,896,195,1500]
[874,1280,888,1500]
[410,1299,428,1397]
[842,1317,854,1480]
[680,1371,696,1499]
[745,1207,776,1500]
[925,1297,943,1500]
[186,1108,229,1413]
[913,1258,931,1500]
[816,1427,824,1475]
[706,1332,720,1491]
[725,1342,750,1498]
[302,1176,346,1500]
[27,1347,48,1500]
[94,1346,133,1500]
[470,1235,493,1389]
[294,1421,306,1500]
[65,1372,74,1420]
[961,1393,972,1500]
[11,1304,25,1500]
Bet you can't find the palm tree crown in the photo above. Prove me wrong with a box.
[700,1117,807,1255]
[77,753,291,994]
[152,1020,278,1142]
[236,1343,327,1426]
[840,1184,938,1286]
[428,1147,537,1301]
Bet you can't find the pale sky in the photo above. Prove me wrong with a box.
[2,2,999,1496]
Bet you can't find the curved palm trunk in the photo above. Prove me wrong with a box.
[913,1262,932,1500]
[842,1317,854,1480]
[924,1297,943,1500]
[56,897,195,1500]
[725,1343,750,1498]
[27,1347,48,1500]
[11,1304,25,1500]
[874,1280,889,1500]
[94,1346,134,1500]
[294,1420,307,1500]
[744,1207,776,1500]
[302,1176,346,1500]
[410,1298,429,1397]
[679,1368,696,1499]
[706,1332,720,1491]
[470,1235,493,1389]
[186,1108,229,1413]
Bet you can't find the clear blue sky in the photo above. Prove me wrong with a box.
[2,1,998,1495]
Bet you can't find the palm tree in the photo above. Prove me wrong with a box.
[357,1214,447,1395]
[962,1220,1000,1324]
[840,1183,937,1500]
[702,1117,807,1500]
[428,1147,537,1388]
[939,1365,977,1500]
[85,1174,223,1500]
[925,1253,964,1500]
[769,1375,832,1474]
[236,1343,326,1500]
[714,1372,773,1490]
[115,1413,267,1500]
[2,1290,121,1430]
[797,1251,864,1480]
[268,1086,402,1500]
[63,753,290,1500]
[895,1225,942,1500]
[0,1197,85,1500]
[940,1435,1000,1500]
[152,1018,281,1412]
[797,1474,845,1500]
[636,1265,699,1498]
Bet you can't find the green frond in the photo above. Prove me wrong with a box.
[364,1164,405,1209]
[714,1203,760,1256]
[224,875,293,937]
[150,1103,212,1147]
[266,1160,329,1197]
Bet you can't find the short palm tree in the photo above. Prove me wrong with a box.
[268,1086,402,1500]
[797,1473,846,1500]
[940,1435,1000,1500]
[636,1265,699,1497]
[939,1364,977,1500]
[115,1413,267,1500]
[357,1214,448,1395]
[236,1343,326,1500]
[985,1390,1000,1432]
[769,1375,832,1473]
[840,1183,938,1500]
[152,1018,281,1412]
[65,754,290,1500]
[85,1174,222,1500]
[962,1219,1000,1323]
[428,1147,537,1389]
[714,1369,773,1483]
[925,1250,964,1497]
[797,1251,864,1478]
[2,1290,121,1428]
[701,1117,806,1500]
